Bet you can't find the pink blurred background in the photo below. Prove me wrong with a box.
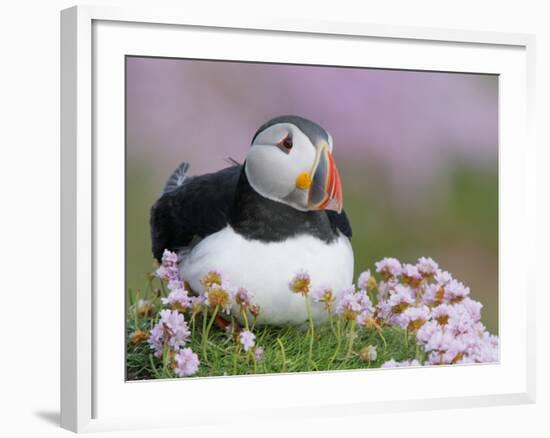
[125,56,498,332]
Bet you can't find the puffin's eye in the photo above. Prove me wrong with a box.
[281,136,293,150]
[275,134,293,154]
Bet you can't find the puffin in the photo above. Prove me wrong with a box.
[150,115,354,325]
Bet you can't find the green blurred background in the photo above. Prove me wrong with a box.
[126,57,498,334]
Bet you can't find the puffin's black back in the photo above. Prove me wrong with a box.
[150,163,352,262]
[150,165,241,261]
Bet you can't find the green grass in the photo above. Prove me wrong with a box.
[126,277,422,380]
[127,319,420,380]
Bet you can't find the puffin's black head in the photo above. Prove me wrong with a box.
[244,115,343,213]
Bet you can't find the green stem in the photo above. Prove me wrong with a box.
[241,309,250,330]
[127,287,134,307]
[190,314,196,338]
[232,344,240,375]
[205,305,219,339]
[162,342,170,376]
[305,295,315,365]
[201,307,209,361]
[415,343,420,361]
[230,315,236,336]
[149,354,161,379]
[159,279,168,298]
[145,275,153,301]
[202,305,219,362]
[377,327,388,350]
[346,320,356,359]
[133,289,140,327]
[328,309,337,338]
[371,319,387,350]
[330,317,342,365]
[276,337,287,372]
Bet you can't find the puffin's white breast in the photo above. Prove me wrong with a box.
[180,225,354,325]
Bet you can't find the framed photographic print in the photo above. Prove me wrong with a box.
[61,5,536,433]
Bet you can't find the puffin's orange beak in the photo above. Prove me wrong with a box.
[307,144,343,213]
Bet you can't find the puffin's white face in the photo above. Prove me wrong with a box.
[245,120,343,213]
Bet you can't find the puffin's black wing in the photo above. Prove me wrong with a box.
[150,163,241,261]
[327,209,352,238]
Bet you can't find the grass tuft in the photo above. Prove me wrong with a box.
[127,295,421,380]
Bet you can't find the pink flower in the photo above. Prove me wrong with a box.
[446,279,470,303]
[421,283,447,306]
[416,320,440,343]
[424,328,461,354]
[173,348,200,377]
[148,309,190,357]
[431,304,453,326]
[416,257,439,276]
[167,278,184,292]
[189,295,206,315]
[334,288,358,319]
[161,249,179,266]
[400,305,431,331]
[254,346,265,362]
[288,270,311,295]
[381,359,422,368]
[377,279,398,303]
[336,288,374,324]
[356,310,372,327]
[375,257,402,278]
[155,265,178,281]
[161,288,191,310]
[201,270,223,289]
[311,285,335,311]
[446,305,477,336]
[435,270,453,285]
[469,332,499,363]
[461,298,483,322]
[155,250,180,281]
[335,287,360,312]
[239,330,256,352]
[402,264,421,280]
[357,270,375,290]
[204,282,233,314]
[385,285,415,318]
[234,287,254,309]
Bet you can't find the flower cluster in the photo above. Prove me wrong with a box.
[157,249,192,311]
[335,287,374,324]
[287,257,497,369]
[367,256,499,367]
[130,249,498,379]
[174,347,200,377]
[148,309,191,357]
[147,250,199,376]
[150,251,265,375]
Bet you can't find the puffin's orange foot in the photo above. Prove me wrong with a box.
[214,315,232,331]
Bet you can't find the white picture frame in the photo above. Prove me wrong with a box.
[60,4,536,433]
